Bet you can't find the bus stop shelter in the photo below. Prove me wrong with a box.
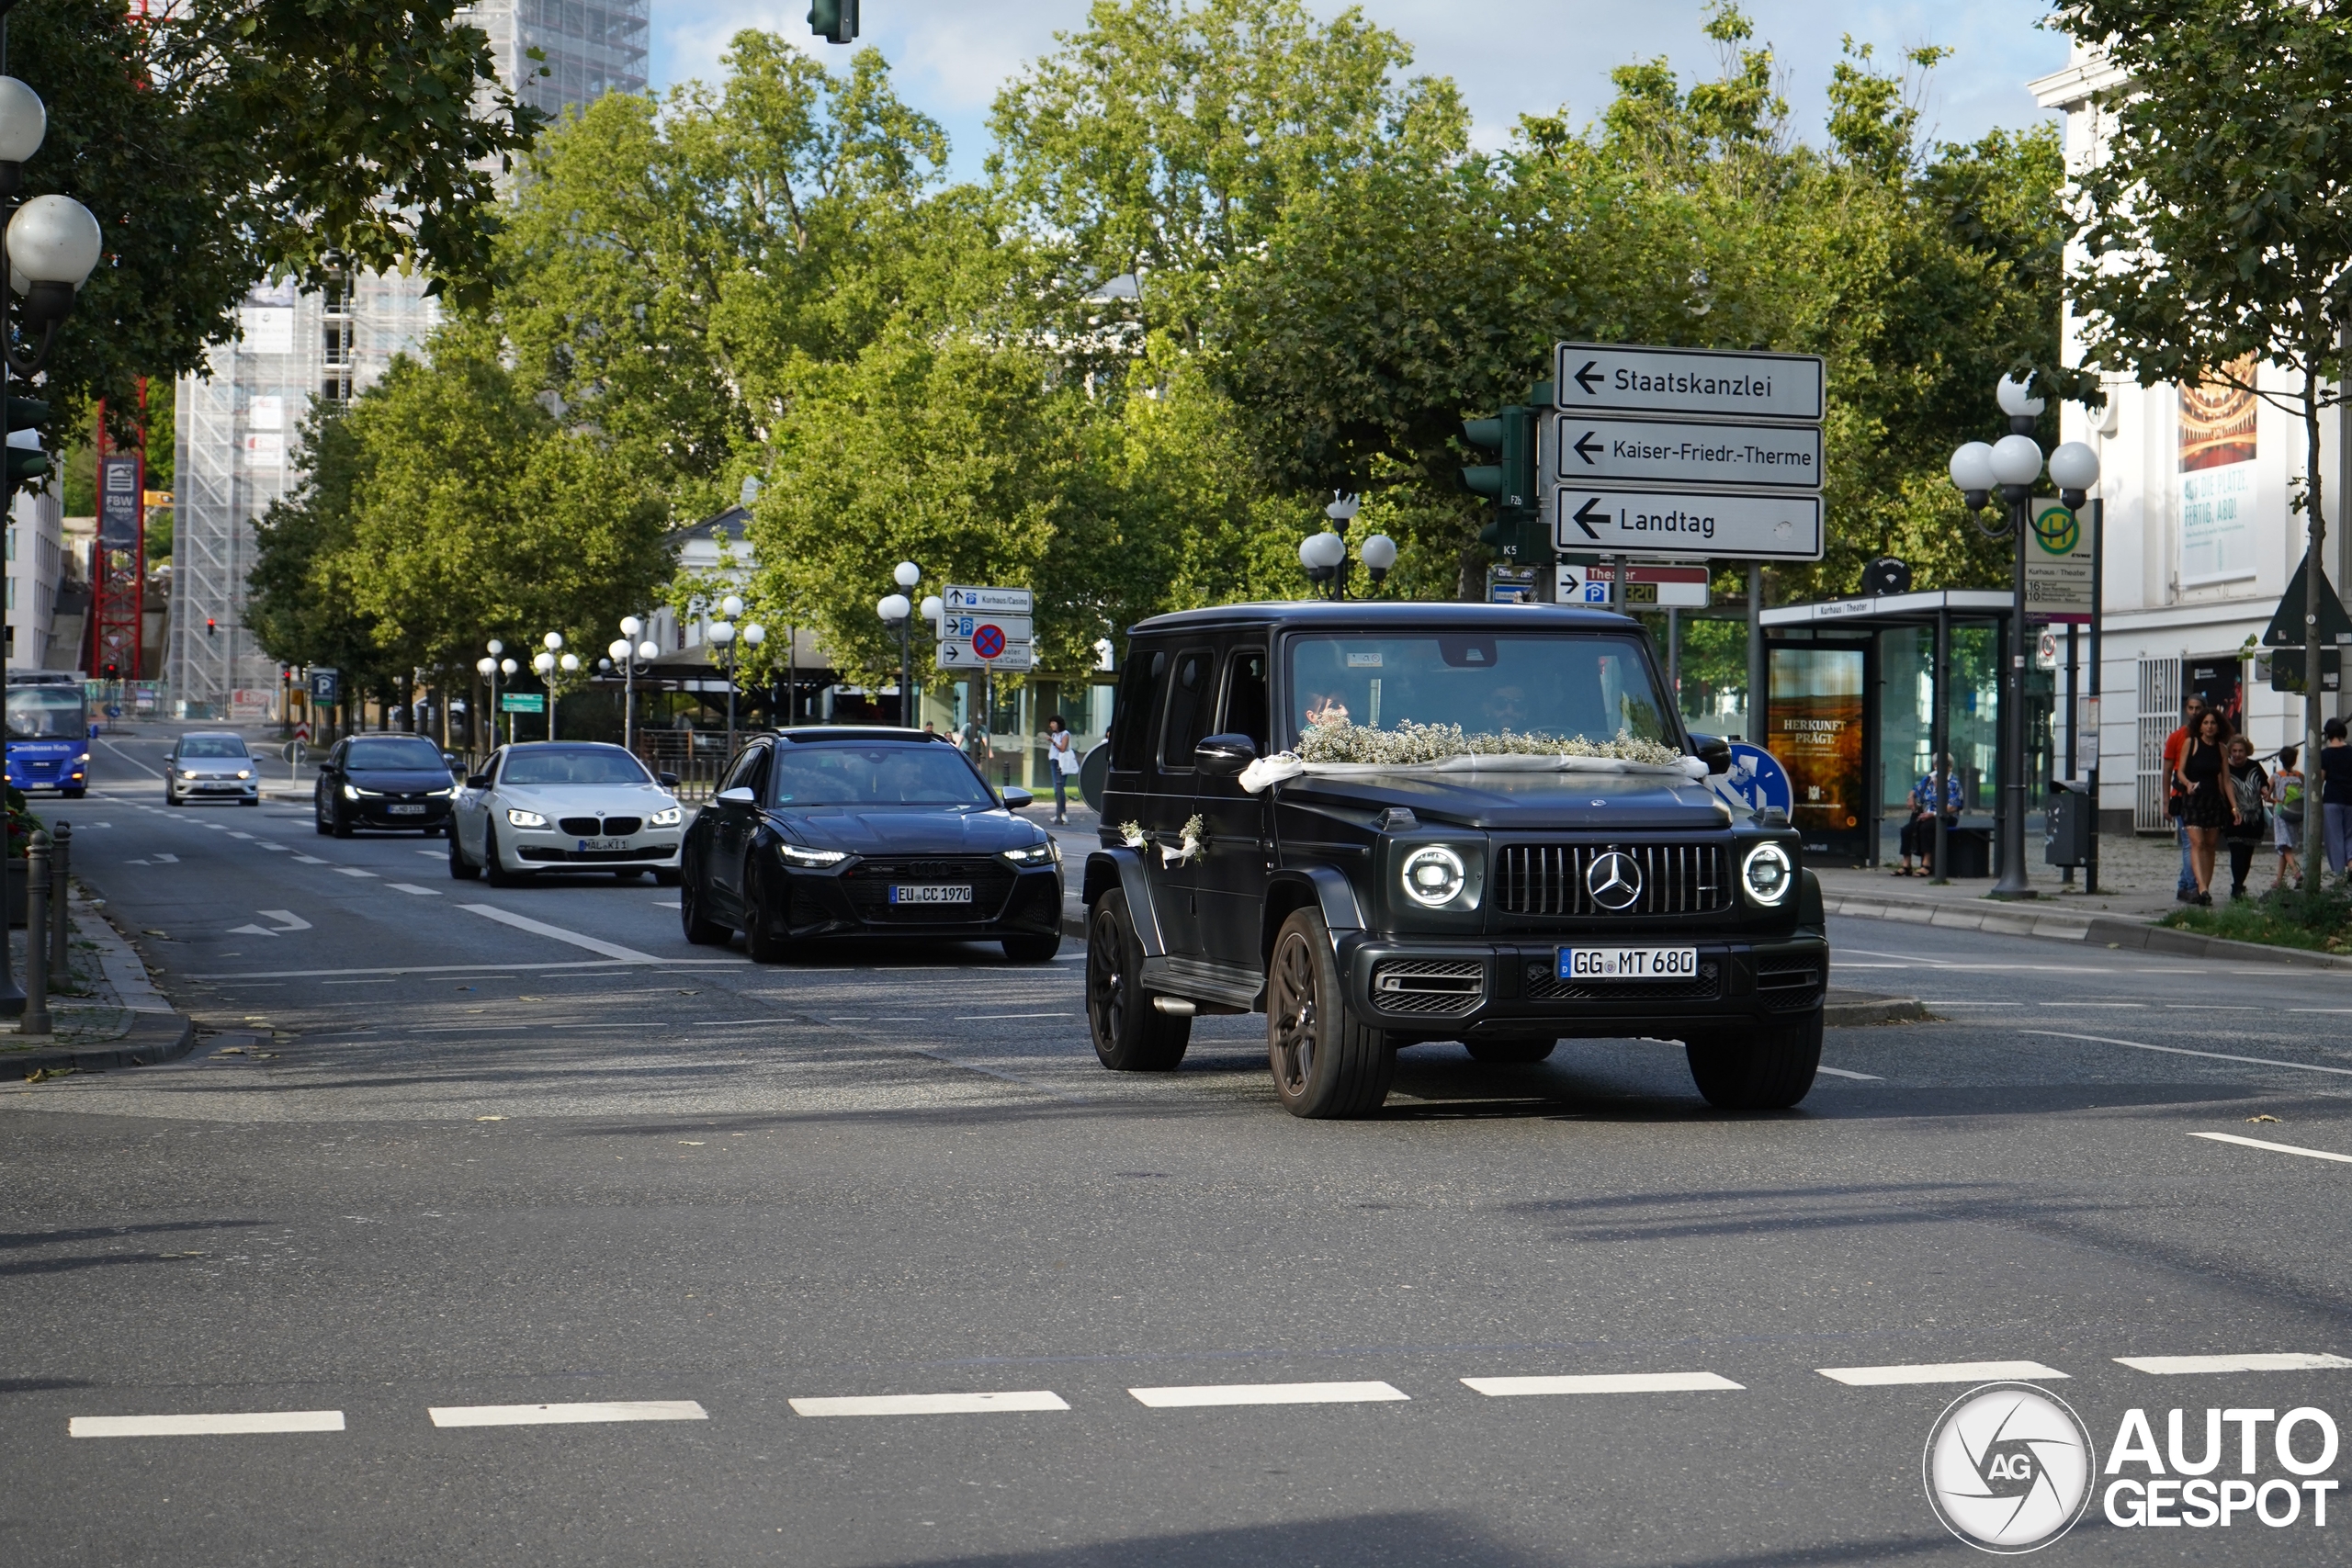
[1757,589,2028,873]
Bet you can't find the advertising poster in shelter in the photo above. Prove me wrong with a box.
[2178,357,2257,584]
[1768,646,1866,858]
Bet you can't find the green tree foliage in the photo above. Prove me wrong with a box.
[2053,0,2352,867]
[14,1,540,442]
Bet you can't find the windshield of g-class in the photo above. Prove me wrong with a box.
[347,736,447,771]
[769,743,996,807]
[1282,633,1674,749]
[6,688,85,739]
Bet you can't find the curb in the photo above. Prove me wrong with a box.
[1819,891,2095,941]
[2083,916,2352,972]
[1,1010,196,1079]
[1823,989,1930,1027]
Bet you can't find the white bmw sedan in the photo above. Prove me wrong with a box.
[448,742,685,887]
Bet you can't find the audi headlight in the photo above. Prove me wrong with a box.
[1401,844,1469,908]
[779,843,846,867]
[505,807,548,829]
[1001,840,1057,865]
[650,805,683,827]
[1742,842,1792,906]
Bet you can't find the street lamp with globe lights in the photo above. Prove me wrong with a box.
[708,617,741,759]
[1949,375,2101,898]
[876,592,912,725]
[1296,522,1397,601]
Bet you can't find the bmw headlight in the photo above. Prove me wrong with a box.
[1742,842,1792,906]
[505,807,548,829]
[1001,840,1057,865]
[779,843,846,867]
[1400,844,1469,908]
[650,805,683,827]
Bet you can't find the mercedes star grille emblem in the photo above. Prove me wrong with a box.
[1587,851,1643,911]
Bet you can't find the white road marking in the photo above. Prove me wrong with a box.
[2190,1130,2352,1165]
[2027,1031,2352,1079]
[203,824,229,831]
[153,853,177,864]
[1922,1000,2019,1006]
[387,883,443,897]
[71,1410,345,1438]
[651,899,681,909]
[1818,1361,2068,1387]
[227,924,281,939]
[428,1400,707,1427]
[415,849,444,858]
[190,958,743,981]
[2117,1352,2352,1375]
[228,831,254,840]
[1464,1372,1741,1396]
[258,841,288,851]
[1128,1382,1409,1408]
[789,1391,1069,1417]
[334,867,378,878]
[1815,1066,1883,1081]
[293,854,327,865]
[458,904,661,962]
[956,1012,1078,1021]
[259,911,311,932]
[96,739,164,779]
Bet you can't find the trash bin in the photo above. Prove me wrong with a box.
[2044,778,2094,868]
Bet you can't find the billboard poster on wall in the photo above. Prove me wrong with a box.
[1769,646,1867,859]
[2178,358,2257,585]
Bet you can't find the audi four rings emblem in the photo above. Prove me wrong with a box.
[1587,851,1642,910]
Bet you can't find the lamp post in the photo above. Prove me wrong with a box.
[708,617,738,759]
[1296,507,1398,601]
[1949,376,2102,898]
[0,55,101,1021]
[889,562,922,726]
[876,592,911,727]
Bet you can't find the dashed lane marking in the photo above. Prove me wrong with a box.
[414,849,444,858]
[228,831,254,840]
[1129,1382,1409,1408]
[1815,1066,1883,1081]
[429,1400,707,1428]
[458,903,662,963]
[190,958,741,981]
[258,841,288,851]
[1817,1361,2068,1387]
[71,1410,345,1438]
[1464,1372,1741,1396]
[2026,1031,2352,1079]
[334,867,378,878]
[790,1391,1069,1417]
[2116,1353,2352,1375]
[2190,1131,2352,1166]
[387,883,443,897]
[956,1011,1077,1021]
[293,854,327,865]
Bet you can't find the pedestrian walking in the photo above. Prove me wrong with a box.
[2171,706,2238,905]
[2222,737,2269,900]
[2321,716,2352,880]
[2273,743,2303,890]
[2165,695,2205,902]
[1044,715,1078,826]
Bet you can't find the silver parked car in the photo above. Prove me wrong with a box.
[448,742,684,886]
[165,732,259,807]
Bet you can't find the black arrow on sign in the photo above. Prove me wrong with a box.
[1570,497,1609,540]
[1572,431,1602,465]
[1574,360,1604,395]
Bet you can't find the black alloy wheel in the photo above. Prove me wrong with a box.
[447,823,481,881]
[1084,890,1187,1071]
[313,793,332,835]
[1266,906,1394,1119]
[742,863,792,963]
[331,799,355,839]
[680,855,732,946]
[1683,1014,1822,1111]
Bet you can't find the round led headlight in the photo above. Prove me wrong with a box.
[1742,841,1792,906]
[1400,844,1467,908]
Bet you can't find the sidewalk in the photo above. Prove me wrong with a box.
[0,886,196,1079]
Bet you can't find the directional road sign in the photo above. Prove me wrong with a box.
[1556,560,1711,608]
[941,613,1033,646]
[308,668,340,705]
[937,640,1035,671]
[1555,343,1825,423]
[1555,485,1823,561]
[1556,415,1822,491]
[500,693,546,714]
[944,584,1034,613]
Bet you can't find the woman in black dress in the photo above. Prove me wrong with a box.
[2171,707,2241,905]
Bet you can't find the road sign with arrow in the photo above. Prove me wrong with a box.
[1555,343,1825,423]
[1555,486,1823,561]
[1555,414,1822,490]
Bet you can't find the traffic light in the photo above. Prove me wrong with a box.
[1464,403,1539,560]
[205,616,217,637]
[6,397,50,492]
[808,0,858,42]
[100,661,119,681]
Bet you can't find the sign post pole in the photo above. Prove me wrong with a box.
[2087,500,2103,895]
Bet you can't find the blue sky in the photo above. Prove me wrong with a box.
[645,2,2074,179]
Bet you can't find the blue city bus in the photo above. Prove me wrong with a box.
[6,674,91,797]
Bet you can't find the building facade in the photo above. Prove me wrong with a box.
[6,478,62,671]
[168,0,650,718]
[2031,48,2350,832]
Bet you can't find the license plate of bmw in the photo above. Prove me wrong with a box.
[579,837,630,852]
[890,885,972,905]
[1558,947,1699,980]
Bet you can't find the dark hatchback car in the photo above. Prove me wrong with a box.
[1082,600,1827,1119]
[679,728,1064,963]
[313,733,460,837]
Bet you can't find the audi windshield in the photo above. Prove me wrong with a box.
[769,744,996,808]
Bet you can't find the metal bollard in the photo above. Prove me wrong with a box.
[50,820,68,988]
[22,830,49,1037]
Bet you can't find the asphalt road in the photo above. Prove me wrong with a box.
[4,730,2351,1565]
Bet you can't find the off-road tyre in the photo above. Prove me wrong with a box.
[1684,1012,1822,1110]
[1266,907,1394,1119]
[1085,889,1188,1070]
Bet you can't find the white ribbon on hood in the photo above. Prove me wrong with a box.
[1238,750,1707,795]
